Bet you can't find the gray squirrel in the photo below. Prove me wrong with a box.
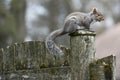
[45,7,104,55]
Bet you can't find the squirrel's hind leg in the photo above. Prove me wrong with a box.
[64,19,78,33]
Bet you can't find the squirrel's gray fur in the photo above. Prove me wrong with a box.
[45,7,104,55]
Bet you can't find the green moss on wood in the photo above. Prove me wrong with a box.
[90,55,116,80]
[40,63,47,68]
[69,30,95,80]
[0,39,115,80]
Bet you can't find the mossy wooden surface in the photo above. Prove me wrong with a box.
[10,41,69,70]
[89,63,105,80]
[0,30,116,80]
[69,30,96,80]
[0,41,70,79]
[97,55,116,80]
[0,49,3,73]
[3,67,71,80]
[90,55,116,80]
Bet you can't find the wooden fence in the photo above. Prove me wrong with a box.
[0,30,116,80]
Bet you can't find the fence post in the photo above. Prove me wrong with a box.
[69,30,96,80]
[92,55,116,80]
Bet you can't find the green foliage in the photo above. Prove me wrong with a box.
[0,0,26,48]
[0,3,17,48]
[0,5,16,37]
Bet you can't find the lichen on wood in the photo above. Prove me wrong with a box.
[96,55,116,80]
[90,55,116,80]
[69,30,96,80]
[0,30,116,80]
[89,63,105,80]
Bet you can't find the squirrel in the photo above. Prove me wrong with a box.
[45,7,104,55]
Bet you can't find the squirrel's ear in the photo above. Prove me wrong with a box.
[92,7,98,14]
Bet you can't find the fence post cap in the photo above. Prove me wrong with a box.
[69,30,96,36]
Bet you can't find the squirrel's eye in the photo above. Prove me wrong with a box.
[97,14,100,16]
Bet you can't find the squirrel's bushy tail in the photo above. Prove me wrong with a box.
[45,28,66,55]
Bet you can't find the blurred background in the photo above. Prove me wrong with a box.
[0,0,120,79]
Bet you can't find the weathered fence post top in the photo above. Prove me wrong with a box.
[69,30,96,80]
[69,30,96,36]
